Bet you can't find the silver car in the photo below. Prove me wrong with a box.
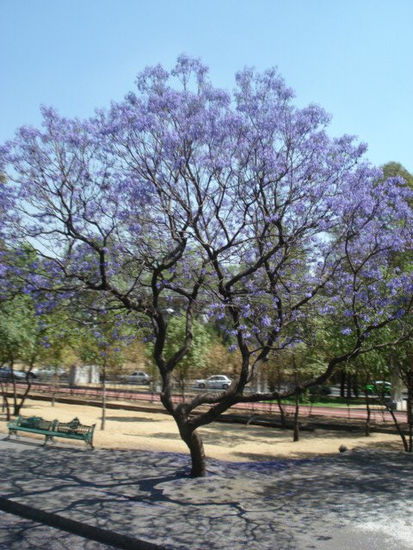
[123,371,151,384]
[196,375,232,390]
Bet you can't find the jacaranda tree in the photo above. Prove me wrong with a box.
[1,56,412,476]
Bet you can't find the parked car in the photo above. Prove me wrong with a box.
[0,368,36,381]
[33,367,65,380]
[123,371,151,384]
[195,375,232,390]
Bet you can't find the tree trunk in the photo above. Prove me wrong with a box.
[407,359,413,452]
[178,377,186,401]
[14,374,33,417]
[11,377,18,416]
[51,372,58,407]
[187,431,206,477]
[293,391,300,442]
[352,374,359,398]
[388,405,409,451]
[179,423,206,477]
[383,355,413,453]
[364,390,371,437]
[1,385,10,420]
[379,392,409,451]
[101,374,107,431]
[276,396,288,429]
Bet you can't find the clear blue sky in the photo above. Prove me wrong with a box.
[1,0,412,172]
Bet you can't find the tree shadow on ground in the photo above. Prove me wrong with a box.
[0,438,412,550]
[149,432,181,440]
[102,416,159,423]
[198,422,398,450]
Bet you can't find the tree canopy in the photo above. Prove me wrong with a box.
[1,56,412,476]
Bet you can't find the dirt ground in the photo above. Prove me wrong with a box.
[0,398,404,461]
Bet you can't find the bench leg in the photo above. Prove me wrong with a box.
[43,435,55,446]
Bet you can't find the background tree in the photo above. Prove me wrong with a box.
[374,328,413,451]
[382,162,413,190]
[152,315,211,397]
[0,296,31,419]
[1,57,412,476]
[0,293,70,416]
[75,308,130,429]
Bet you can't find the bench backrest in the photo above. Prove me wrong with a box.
[15,416,56,430]
[54,417,94,435]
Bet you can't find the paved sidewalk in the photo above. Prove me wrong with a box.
[0,435,412,549]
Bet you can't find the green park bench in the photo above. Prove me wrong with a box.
[7,415,95,449]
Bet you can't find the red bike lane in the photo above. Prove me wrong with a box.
[24,382,407,424]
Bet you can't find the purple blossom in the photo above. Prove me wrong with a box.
[261,315,272,328]
[0,54,411,382]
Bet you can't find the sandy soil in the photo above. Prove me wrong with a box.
[0,398,403,462]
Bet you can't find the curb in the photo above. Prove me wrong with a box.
[0,496,171,550]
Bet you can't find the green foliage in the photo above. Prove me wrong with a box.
[382,162,413,189]
[0,297,28,365]
[0,293,74,371]
[148,315,212,385]
[71,308,133,377]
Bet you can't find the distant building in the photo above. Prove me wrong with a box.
[69,365,99,385]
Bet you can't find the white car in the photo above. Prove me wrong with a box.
[123,371,151,384]
[196,375,232,390]
[33,368,65,380]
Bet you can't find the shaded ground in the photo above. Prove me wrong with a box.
[1,399,412,548]
[0,438,412,549]
[0,510,113,550]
